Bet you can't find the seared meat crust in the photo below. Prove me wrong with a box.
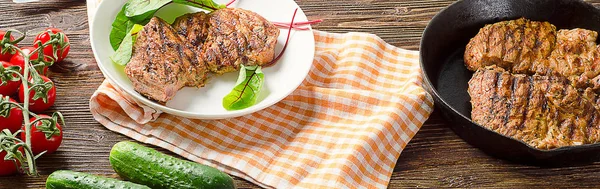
[201,8,280,74]
[465,18,600,90]
[125,17,208,103]
[469,66,600,149]
[173,8,280,74]
[465,18,557,74]
[172,12,211,66]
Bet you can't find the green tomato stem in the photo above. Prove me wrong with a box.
[0,101,42,120]
[0,101,25,111]
[9,44,37,175]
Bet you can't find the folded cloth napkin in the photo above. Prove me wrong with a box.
[90,31,433,188]
[88,2,433,188]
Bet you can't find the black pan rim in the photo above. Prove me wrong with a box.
[419,0,600,154]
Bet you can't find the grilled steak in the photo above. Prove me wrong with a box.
[125,17,208,103]
[465,18,557,74]
[172,11,211,62]
[126,8,279,103]
[174,8,280,74]
[468,66,600,149]
[465,18,600,90]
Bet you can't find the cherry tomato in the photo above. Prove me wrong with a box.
[0,30,16,62]
[18,76,55,112]
[0,61,20,96]
[0,98,23,133]
[9,47,48,76]
[33,28,69,63]
[0,149,19,176]
[21,115,62,155]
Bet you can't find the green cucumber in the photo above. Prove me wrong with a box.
[46,170,149,189]
[109,141,236,189]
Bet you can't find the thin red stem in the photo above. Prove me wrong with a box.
[271,23,309,30]
[226,0,236,7]
[264,8,298,67]
[271,19,321,31]
[271,19,323,26]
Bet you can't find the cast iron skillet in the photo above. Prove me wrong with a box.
[420,0,600,166]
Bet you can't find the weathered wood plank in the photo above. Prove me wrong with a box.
[3,0,600,188]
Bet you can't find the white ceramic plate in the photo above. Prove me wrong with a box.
[90,0,315,119]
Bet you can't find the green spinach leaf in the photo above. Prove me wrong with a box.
[124,0,172,23]
[110,24,144,66]
[109,4,134,50]
[172,0,225,10]
[223,65,265,111]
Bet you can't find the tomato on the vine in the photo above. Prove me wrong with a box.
[0,30,16,62]
[0,98,23,133]
[0,150,19,176]
[33,28,69,63]
[18,75,55,112]
[0,61,20,96]
[9,47,48,76]
[21,115,62,155]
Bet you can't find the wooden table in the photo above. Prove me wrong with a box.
[2,0,600,188]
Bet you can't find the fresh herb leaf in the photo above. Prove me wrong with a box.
[172,0,225,10]
[223,65,265,111]
[110,24,144,66]
[110,4,134,50]
[125,0,172,23]
[111,0,223,50]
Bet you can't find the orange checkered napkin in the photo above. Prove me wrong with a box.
[89,31,433,188]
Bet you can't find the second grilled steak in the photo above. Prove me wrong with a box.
[465,18,600,90]
[464,18,557,74]
[173,8,280,74]
[468,66,600,149]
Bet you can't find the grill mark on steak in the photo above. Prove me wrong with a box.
[504,76,518,127]
[529,22,543,73]
[504,20,522,64]
[487,71,501,130]
[513,20,526,67]
[530,21,543,74]
[487,22,504,67]
[519,76,533,131]
[518,20,537,73]
[490,72,509,132]
[509,75,528,131]
[500,23,509,64]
